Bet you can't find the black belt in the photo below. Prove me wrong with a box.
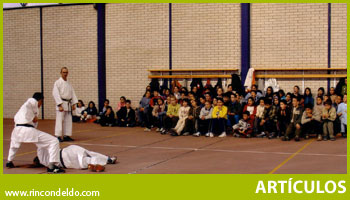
[61,98,72,113]
[16,124,34,128]
[59,149,67,169]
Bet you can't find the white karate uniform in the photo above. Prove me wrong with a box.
[7,98,60,163]
[52,77,78,137]
[38,145,109,169]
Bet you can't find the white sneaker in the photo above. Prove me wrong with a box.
[156,128,161,132]
[144,128,151,132]
[218,132,227,138]
[209,132,214,138]
[160,128,164,132]
[193,132,200,137]
[205,133,210,137]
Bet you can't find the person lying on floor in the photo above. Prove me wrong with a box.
[35,144,117,172]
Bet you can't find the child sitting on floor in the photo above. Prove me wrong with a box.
[194,101,213,137]
[183,99,201,136]
[81,101,98,122]
[209,98,228,138]
[100,106,115,127]
[322,100,337,141]
[227,93,241,127]
[254,98,265,136]
[258,99,277,139]
[276,100,291,138]
[117,100,136,127]
[301,103,322,140]
[232,111,253,138]
[152,98,167,132]
[73,100,85,122]
[117,96,126,111]
[283,96,303,142]
[162,96,180,135]
[243,97,257,125]
[171,99,191,136]
[337,94,347,138]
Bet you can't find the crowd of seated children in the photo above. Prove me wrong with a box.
[73,77,346,142]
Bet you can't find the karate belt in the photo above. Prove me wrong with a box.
[16,124,34,128]
[62,98,72,114]
[59,149,67,169]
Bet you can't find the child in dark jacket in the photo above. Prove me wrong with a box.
[277,100,291,138]
[301,103,322,140]
[227,93,241,127]
[81,101,98,122]
[283,96,303,141]
[100,106,115,127]
[183,99,201,136]
[258,99,277,139]
[138,90,151,127]
[117,100,136,127]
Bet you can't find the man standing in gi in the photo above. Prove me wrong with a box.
[53,67,78,142]
[6,92,65,173]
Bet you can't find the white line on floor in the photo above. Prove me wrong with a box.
[75,142,347,157]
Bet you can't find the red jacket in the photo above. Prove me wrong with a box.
[243,105,257,123]
[150,96,166,108]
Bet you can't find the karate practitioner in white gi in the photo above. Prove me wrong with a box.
[6,93,65,173]
[52,67,78,142]
[36,145,117,172]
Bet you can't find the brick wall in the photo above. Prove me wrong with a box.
[3,8,41,118]
[106,3,169,110]
[172,3,240,69]
[42,5,98,120]
[331,3,347,68]
[251,3,346,95]
[171,3,241,90]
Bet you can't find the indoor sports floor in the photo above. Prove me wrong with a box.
[2,119,347,174]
